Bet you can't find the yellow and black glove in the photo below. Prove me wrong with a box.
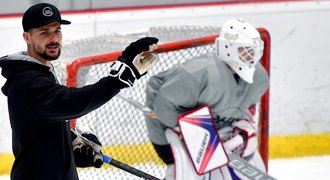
[71,126,103,168]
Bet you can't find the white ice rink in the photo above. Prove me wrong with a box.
[1,155,329,180]
[268,155,330,180]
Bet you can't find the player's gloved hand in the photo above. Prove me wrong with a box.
[71,126,103,168]
[109,61,136,87]
[219,118,257,159]
[119,37,159,79]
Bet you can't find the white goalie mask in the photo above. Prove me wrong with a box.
[215,19,264,83]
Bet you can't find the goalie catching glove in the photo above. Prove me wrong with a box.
[71,126,103,168]
[219,118,258,159]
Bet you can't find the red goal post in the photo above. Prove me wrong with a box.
[66,28,270,177]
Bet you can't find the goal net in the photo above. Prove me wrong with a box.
[56,26,270,180]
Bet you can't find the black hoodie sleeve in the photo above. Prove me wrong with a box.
[26,71,126,122]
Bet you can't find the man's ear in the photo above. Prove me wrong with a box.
[23,31,31,45]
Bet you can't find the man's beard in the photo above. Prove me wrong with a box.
[37,49,61,61]
[35,42,61,61]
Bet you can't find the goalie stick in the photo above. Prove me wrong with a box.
[98,152,160,180]
[116,93,277,180]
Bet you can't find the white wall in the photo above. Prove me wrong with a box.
[1,1,330,152]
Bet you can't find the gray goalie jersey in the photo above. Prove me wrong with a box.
[145,53,269,145]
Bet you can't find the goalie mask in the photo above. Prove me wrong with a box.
[215,19,264,83]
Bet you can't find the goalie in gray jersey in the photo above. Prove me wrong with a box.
[145,18,269,179]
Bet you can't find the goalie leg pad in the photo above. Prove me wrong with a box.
[165,129,225,180]
[165,128,198,180]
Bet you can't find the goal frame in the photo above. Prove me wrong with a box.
[66,28,271,169]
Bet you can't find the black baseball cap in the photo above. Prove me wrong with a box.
[22,3,71,32]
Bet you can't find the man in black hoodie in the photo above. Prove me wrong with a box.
[0,3,158,180]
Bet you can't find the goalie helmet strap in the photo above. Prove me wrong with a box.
[152,142,174,164]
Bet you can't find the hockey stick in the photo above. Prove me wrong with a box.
[116,93,157,118]
[227,153,276,180]
[72,128,160,180]
[97,152,160,180]
[116,93,276,180]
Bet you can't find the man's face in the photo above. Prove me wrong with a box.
[24,22,62,62]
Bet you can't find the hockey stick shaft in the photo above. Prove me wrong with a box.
[98,153,160,180]
[116,93,157,118]
[117,93,276,180]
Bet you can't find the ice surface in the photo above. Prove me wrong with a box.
[0,155,329,180]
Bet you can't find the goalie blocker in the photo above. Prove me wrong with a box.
[176,105,229,174]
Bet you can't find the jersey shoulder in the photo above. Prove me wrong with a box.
[254,63,269,86]
[181,54,218,74]
[182,53,232,83]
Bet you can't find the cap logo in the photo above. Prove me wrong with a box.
[43,7,53,17]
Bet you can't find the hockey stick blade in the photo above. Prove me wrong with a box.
[97,152,160,180]
[117,94,277,180]
[228,153,276,180]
